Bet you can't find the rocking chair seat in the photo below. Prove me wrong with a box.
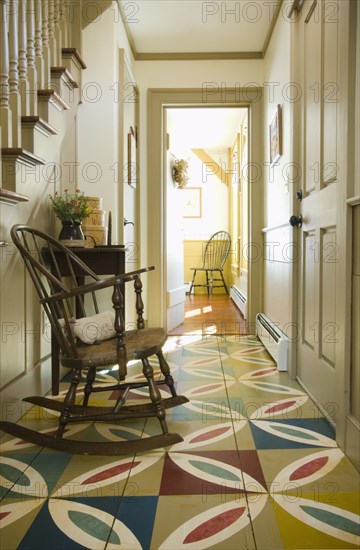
[70,327,167,368]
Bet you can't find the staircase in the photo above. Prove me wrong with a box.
[0,0,86,202]
[0,0,89,416]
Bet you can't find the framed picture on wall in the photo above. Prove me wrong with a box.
[269,104,282,165]
[183,187,202,218]
[127,126,138,188]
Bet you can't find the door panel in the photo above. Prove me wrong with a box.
[296,0,339,417]
[304,8,321,194]
[303,231,316,348]
[323,1,338,183]
[320,227,337,366]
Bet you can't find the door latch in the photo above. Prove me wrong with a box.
[289,214,303,228]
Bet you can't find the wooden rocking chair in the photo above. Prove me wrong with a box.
[0,225,188,455]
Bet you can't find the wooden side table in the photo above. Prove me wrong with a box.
[43,246,126,395]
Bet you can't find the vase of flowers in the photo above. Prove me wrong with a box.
[49,189,92,247]
[172,158,189,189]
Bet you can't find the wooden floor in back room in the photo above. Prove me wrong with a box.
[168,294,247,336]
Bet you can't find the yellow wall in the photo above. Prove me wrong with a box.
[184,239,231,294]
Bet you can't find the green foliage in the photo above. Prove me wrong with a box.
[49,189,92,223]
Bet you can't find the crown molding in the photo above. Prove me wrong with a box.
[262,0,284,58]
[136,51,262,61]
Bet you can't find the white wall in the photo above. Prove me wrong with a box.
[134,59,264,270]
[77,6,136,246]
[77,9,119,241]
[262,11,293,329]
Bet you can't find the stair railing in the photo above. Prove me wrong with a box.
[0,0,79,148]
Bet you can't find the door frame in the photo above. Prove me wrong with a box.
[147,88,263,331]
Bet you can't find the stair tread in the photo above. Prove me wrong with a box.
[21,116,58,135]
[0,188,29,203]
[62,47,87,69]
[51,66,79,89]
[37,89,70,110]
[1,147,45,165]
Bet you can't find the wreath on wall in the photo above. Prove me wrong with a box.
[172,159,189,189]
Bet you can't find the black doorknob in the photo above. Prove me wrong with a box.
[289,214,302,228]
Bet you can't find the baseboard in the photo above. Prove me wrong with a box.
[0,355,66,423]
[345,415,360,471]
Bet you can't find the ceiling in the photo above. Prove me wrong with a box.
[119,0,283,60]
[168,107,247,153]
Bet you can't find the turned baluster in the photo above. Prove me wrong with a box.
[55,0,64,65]
[18,0,29,113]
[63,0,73,48]
[134,276,145,329]
[67,0,81,56]
[53,0,61,65]
[26,0,37,114]
[0,0,12,146]
[41,0,50,87]
[8,0,21,145]
[8,0,18,94]
[112,284,127,381]
[34,0,43,88]
[48,0,56,66]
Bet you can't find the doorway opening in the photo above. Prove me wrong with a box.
[165,106,249,336]
[147,88,263,335]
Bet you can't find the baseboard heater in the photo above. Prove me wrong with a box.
[255,313,288,371]
[230,285,247,319]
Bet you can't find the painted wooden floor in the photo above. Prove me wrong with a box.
[1,335,359,549]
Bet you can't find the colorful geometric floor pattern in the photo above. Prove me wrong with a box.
[0,335,359,550]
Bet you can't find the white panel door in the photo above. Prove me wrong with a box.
[296,0,340,419]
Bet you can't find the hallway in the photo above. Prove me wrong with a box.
[0,336,359,549]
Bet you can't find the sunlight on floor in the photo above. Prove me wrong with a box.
[185,305,213,318]
[184,308,201,318]
[162,333,204,351]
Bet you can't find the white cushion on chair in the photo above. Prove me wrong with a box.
[60,311,116,344]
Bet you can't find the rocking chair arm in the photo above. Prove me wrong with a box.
[41,266,155,304]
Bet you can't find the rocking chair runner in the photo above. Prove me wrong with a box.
[0,225,188,455]
[189,231,231,295]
